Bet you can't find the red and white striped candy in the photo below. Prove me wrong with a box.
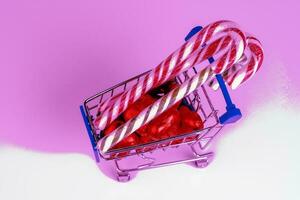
[97,21,259,152]
[98,38,259,152]
[208,35,264,90]
[94,20,246,131]
[98,65,214,152]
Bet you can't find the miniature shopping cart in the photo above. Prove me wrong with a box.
[80,26,242,182]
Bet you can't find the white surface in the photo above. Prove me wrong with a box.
[0,97,299,200]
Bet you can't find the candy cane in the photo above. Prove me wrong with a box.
[208,36,263,90]
[96,92,123,115]
[98,65,213,152]
[97,27,253,152]
[94,20,246,131]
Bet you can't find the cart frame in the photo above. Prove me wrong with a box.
[79,26,241,182]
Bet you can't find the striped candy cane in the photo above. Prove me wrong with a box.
[208,36,263,90]
[98,42,254,152]
[94,20,246,131]
[97,30,253,152]
[98,66,213,152]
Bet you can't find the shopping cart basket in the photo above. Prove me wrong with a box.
[80,26,242,182]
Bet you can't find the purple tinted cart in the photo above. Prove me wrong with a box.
[80,26,241,182]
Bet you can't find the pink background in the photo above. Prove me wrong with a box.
[0,0,299,159]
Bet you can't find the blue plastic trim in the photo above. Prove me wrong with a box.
[184,26,203,41]
[184,26,242,124]
[215,74,234,107]
[80,105,100,162]
[209,60,242,124]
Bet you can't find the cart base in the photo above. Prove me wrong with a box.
[114,150,214,182]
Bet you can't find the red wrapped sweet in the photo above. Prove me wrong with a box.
[123,94,156,121]
[113,134,139,149]
[122,105,140,122]
[103,119,123,136]
[103,119,139,150]
[103,77,205,152]
[179,106,204,130]
[146,108,181,140]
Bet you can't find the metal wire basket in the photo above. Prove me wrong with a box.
[80,26,240,182]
